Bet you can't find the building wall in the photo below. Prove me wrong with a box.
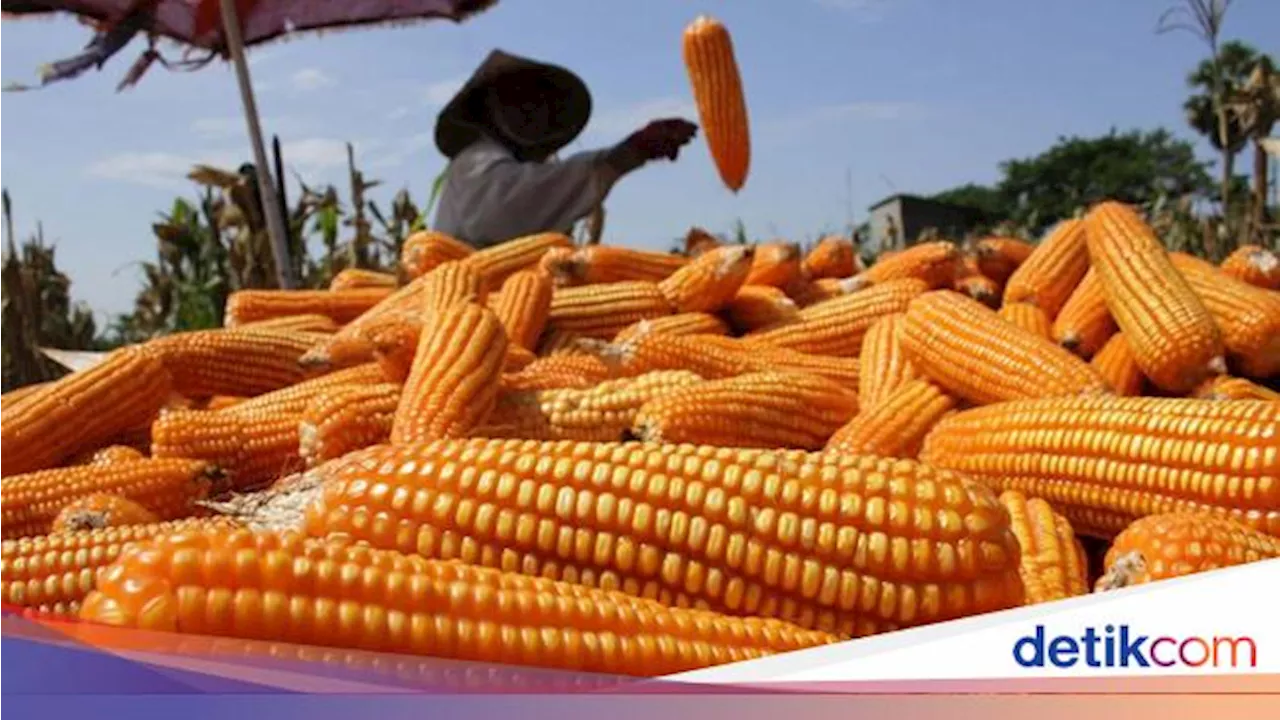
[864,196,984,256]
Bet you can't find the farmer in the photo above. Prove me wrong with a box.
[432,49,698,248]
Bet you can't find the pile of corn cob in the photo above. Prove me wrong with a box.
[2,203,1277,678]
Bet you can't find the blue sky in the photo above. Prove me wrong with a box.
[2,0,1277,321]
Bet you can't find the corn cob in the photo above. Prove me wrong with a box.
[537,328,591,356]
[477,371,704,442]
[684,226,722,257]
[87,445,147,466]
[299,270,446,370]
[1084,203,1225,392]
[225,288,393,328]
[658,245,754,313]
[400,230,474,279]
[488,270,554,350]
[301,438,1024,636]
[1220,244,1280,290]
[745,278,927,356]
[547,281,674,340]
[1002,219,1090,317]
[151,409,301,490]
[919,395,1280,538]
[2,518,236,616]
[997,491,1088,604]
[954,274,1000,307]
[825,379,954,458]
[701,336,863,390]
[857,315,918,407]
[1,347,172,476]
[1096,513,1280,590]
[1193,376,1280,403]
[1,381,49,408]
[504,344,536,373]
[614,313,730,343]
[788,278,847,307]
[50,494,160,533]
[462,232,574,291]
[1,458,219,539]
[683,15,750,192]
[392,303,508,444]
[1169,252,1280,379]
[998,302,1052,340]
[901,290,1108,405]
[547,246,687,286]
[974,237,1034,284]
[79,529,835,674]
[744,242,802,288]
[632,371,857,449]
[843,241,960,292]
[218,363,386,419]
[329,268,399,292]
[1090,333,1146,396]
[238,313,340,334]
[299,383,402,467]
[502,354,613,392]
[802,235,858,280]
[1051,268,1116,358]
[723,285,799,332]
[147,328,320,398]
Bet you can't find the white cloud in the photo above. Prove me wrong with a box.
[584,96,699,140]
[425,77,465,107]
[367,133,436,168]
[84,150,239,188]
[290,68,334,92]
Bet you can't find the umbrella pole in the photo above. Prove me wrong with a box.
[218,0,295,289]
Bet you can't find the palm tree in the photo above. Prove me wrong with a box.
[1224,58,1280,240]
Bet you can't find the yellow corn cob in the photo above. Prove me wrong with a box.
[632,371,858,449]
[1084,202,1225,392]
[1096,513,1280,590]
[400,230,474,279]
[953,273,1000,308]
[546,246,688,286]
[150,409,301,491]
[50,494,160,533]
[502,354,613,392]
[1,347,172,476]
[973,237,1034,284]
[744,242,802,288]
[536,328,591,356]
[504,344,536,373]
[614,312,730,343]
[547,281,674,340]
[843,241,960,291]
[745,278,926,356]
[919,395,1280,538]
[802,235,858,280]
[1169,252,1280,379]
[723,285,799,332]
[329,268,398,292]
[997,491,1089,604]
[1,381,49,408]
[299,383,402,467]
[1219,244,1280,290]
[225,288,393,327]
[788,277,847,307]
[997,302,1052,340]
[238,313,340,334]
[216,363,386,419]
[488,270,554,350]
[1,458,219,539]
[825,379,954,458]
[301,438,1024,637]
[1002,219,1090,317]
[1090,333,1146,396]
[683,15,750,192]
[1192,376,1280,403]
[900,290,1108,405]
[857,315,918,407]
[86,445,147,466]
[477,371,704,442]
[462,232,574,291]
[146,328,320,398]
[79,529,835,675]
[2,518,236,616]
[391,303,508,444]
[1051,268,1116,357]
[658,245,754,313]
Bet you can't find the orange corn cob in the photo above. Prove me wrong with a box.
[1219,244,1279,290]
[537,246,578,285]
[218,363,386,419]
[400,230,474,279]
[1051,268,1117,358]
[632,371,858,449]
[857,314,918,407]
[2,518,236,616]
[1,347,172,476]
[844,241,960,291]
[147,328,320,398]
[504,344,536,373]
[462,232,574,291]
[489,270,554,350]
[50,494,160,533]
[547,246,687,286]
[997,491,1089,604]
[150,409,301,490]
[744,242,802,288]
[614,312,730,343]
[536,328,591,356]
[658,245,754,313]
[329,268,398,292]
[547,281,674,340]
[238,313,340,334]
[788,277,847,307]
[1,458,219,539]
[87,445,147,466]
[365,262,491,380]
[920,395,1280,538]
[1002,219,1090,317]
[745,278,926,356]
[80,529,835,674]
[802,235,857,280]
[723,285,799,332]
[1096,513,1280,590]
[1192,376,1280,402]
[1,381,49,408]
[391,303,508,443]
[225,288,393,327]
[477,371,703,441]
[998,302,1052,340]
[825,379,954,458]
[302,438,1024,636]
[973,237,1034,284]
[1169,252,1280,379]
[1084,202,1224,393]
[699,336,862,391]
[502,354,613,392]
[1090,333,1146,396]
[683,15,750,192]
[299,383,402,467]
[953,273,1000,307]
[901,290,1108,405]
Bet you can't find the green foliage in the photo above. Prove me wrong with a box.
[1184,40,1269,154]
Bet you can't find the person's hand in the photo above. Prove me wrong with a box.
[623,118,699,161]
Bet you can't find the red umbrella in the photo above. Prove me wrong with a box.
[3,0,498,287]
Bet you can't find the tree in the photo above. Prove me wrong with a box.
[931,183,1012,221]
[1223,57,1279,238]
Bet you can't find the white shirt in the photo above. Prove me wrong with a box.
[432,135,622,248]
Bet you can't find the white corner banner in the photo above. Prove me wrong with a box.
[669,559,1280,683]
